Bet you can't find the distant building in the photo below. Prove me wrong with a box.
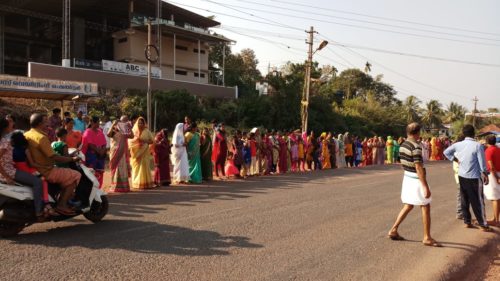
[0,0,236,98]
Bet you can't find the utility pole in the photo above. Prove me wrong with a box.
[472,96,478,128]
[147,20,152,126]
[301,26,314,133]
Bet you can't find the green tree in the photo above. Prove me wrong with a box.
[443,102,466,124]
[422,100,443,130]
[403,95,422,123]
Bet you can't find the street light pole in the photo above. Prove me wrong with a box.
[301,26,314,133]
[147,20,152,126]
[301,27,328,133]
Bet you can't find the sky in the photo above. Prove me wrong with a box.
[168,0,500,111]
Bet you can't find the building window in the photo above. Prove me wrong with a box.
[175,45,188,51]
[175,70,188,76]
[193,48,206,54]
[118,37,128,43]
[194,72,205,78]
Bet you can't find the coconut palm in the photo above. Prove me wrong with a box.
[403,95,421,123]
[422,99,443,129]
[443,102,466,124]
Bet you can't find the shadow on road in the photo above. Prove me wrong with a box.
[107,163,408,218]
[9,220,263,256]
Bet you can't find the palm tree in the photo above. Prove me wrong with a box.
[422,99,443,130]
[443,102,466,124]
[403,95,421,123]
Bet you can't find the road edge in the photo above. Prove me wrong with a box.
[445,231,500,281]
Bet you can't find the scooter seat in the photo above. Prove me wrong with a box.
[0,183,34,201]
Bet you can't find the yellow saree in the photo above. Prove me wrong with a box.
[129,119,154,189]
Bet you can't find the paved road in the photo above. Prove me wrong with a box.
[1,162,498,281]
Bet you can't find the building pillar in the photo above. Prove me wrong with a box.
[173,33,176,80]
[197,39,201,82]
[222,43,226,86]
[0,14,4,74]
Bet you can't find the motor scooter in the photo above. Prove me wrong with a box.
[0,150,108,237]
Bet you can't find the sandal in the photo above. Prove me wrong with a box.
[388,232,405,241]
[423,239,442,247]
[43,205,60,217]
[479,226,493,232]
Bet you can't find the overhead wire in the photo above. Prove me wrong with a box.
[268,0,500,37]
[205,0,500,43]
[167,1,304,32]
[203,0,500,47]
[319,34,471,101]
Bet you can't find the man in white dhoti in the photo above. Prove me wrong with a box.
[387,123,441,247]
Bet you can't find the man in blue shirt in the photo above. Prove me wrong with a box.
[73,111,86,132]
[444,124,491,231]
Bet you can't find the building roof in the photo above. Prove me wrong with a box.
[2,0,220,29]
[479,124,500,135]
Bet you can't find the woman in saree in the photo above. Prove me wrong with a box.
[214,124,228,179]
[277,132,288,173]
[200,128,213,181]
[185,123,202,184]
[153,128,171,187]
[435,137,444,160]
[337,134,346,168]
[321,133,331,169]
[107,118,133,192]
[81,116,107,188]
[128,117,154,190]
[430,137,438,161]
[171,123,190,184]
[371,137,379,165]
[386,136,394,164]
[377,136,386,165]
[305,132,315,170]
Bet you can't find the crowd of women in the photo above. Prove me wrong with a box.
[3,109,453,193]
[93,116,453,192]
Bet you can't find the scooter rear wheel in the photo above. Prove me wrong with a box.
[83,195,109,223]
[0,222,25,237]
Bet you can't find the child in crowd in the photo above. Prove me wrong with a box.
[52,128,70,168]
[224,152,240,179]
[11,131,39,174]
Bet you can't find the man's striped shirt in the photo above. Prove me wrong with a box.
[399,138,423,173]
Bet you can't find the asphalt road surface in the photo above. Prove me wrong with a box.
[1,162,498,281]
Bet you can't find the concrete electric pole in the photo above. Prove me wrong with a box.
[301,27,314,133]
[472,96,478,128]
[301,27,328,133]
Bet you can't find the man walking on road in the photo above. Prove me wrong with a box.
[388,123,441,247]
[444,125,492,232]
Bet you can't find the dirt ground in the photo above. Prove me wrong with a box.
[484,244,500,281]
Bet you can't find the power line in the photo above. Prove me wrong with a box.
[324,48,357,68]
[208,0,500,43]
[319,34,471,101]
[168,1,304,32]
[329,42,500,68]
[201,0,500,47]
[268,0,500,37]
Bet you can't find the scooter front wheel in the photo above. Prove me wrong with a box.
[0,222,25,237]
[83,195,109,223]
